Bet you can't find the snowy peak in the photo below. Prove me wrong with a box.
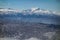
[0,8,21,14]
[0,8,58,16]
[31,8,51,13]
[0,8,20,12]
[21,8,56,15]
[31,8,40,11]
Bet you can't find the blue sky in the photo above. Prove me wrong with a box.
[0,0,60,12]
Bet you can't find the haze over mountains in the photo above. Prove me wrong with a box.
[0,8,60,25]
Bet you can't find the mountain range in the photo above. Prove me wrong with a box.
[0,8,60,25]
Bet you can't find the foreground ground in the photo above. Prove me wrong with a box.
[0,21,60,40]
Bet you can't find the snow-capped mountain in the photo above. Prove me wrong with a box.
[21,8,57,16]
[0,8,60,25]
[0,8,20,14]
[0,8,57,15]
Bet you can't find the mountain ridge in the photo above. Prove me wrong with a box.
[0,8,58,16]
